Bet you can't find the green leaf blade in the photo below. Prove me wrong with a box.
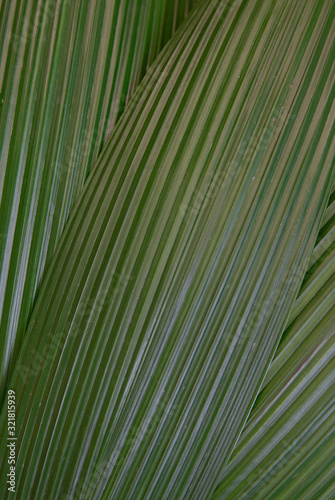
[0,0,196,406]
[213,173,335,500]
[1,0,335,498]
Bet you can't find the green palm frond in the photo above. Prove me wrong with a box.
[0,0,195,405]
[213,186,335,499]
[0,0,334,499]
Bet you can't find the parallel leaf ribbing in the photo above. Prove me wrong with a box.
[213,356,335,499]
[245,192,335,421]
[0,0,196,405]
[0,0,334,499]
[212,188,335,499]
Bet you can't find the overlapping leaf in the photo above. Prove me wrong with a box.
[0,0,195,405]
[213,181,335,498]
[0,0,334,498]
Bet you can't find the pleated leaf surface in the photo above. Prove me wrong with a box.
[0,0,334,499]
[213,186,335,499]
[0,0,195,405]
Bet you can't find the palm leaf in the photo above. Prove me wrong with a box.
[213,186,335,499]
[0,0,334,498]
[0,0,195,405]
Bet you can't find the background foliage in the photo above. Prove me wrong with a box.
[0,0,334,498]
